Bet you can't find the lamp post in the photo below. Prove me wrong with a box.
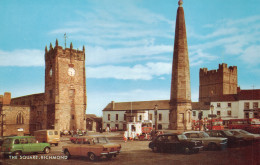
[154,104,158,132]
[210,105,214,130]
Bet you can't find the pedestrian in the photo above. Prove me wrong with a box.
[123,131,128,142]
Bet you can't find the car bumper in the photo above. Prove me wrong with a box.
[100,151,120,155]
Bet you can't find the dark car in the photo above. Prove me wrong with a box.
[206,130,244,147]
[148,133,203,154]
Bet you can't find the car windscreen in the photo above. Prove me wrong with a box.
[199,132,210,138]
[223,130,234,136]
[239,130,251,134]
[92,137,109,144]
[177,135,187,140]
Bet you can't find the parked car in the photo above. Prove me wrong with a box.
[62,136,121,161]
[1,136,51,156]
[70,134,83,143]
[229,129,260,143]
[182,131,227,150]
[148,133,203,154]
[206,130,245,147]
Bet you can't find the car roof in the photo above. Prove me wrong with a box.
[4,136,35,139]
[182,131,205,133]
[158,133,179,136]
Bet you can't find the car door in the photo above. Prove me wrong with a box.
[20,138,31,153]
[29,137,42,152]
[168,135,180,152]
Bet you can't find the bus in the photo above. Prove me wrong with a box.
[34,129,60,146]
[228,118,260,134]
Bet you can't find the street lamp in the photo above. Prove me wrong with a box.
[154,104,158,132]
[210,105,214,130]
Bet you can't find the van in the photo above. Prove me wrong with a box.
[34,130,60,146]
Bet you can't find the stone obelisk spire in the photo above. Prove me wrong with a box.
[169,0,192,130]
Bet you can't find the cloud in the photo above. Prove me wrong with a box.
[86,45,172,65]
[0,49,44,66]
[240,45,260,65]
[48,1,174,47]
[86,62,172,80]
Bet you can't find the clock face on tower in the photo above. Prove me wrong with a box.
[68,67,75,76]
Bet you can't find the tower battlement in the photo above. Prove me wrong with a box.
[199,63,238,102]
[45,40,85,61]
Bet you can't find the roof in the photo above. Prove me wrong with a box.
[103,100,170,111]
[211,89,260,102]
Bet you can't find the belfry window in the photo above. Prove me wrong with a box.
[16,112,24,124]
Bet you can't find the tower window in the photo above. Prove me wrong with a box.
[16,112,24,124]
[71,115,75,120]
[116,114,118,121]
[228,103,231,107]
[139,115,142,121]
[124,114,126,121]
[217,103,221,107]
[108,114,110,121]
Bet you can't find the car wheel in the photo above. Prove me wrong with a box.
[88,152,96,161]
[152,146,158,153]
[193,148,199,153]
[64,149,71,159]
[44,147,50,154]
[106,155,113,159]
[208,143,218,151]
[13,151,21,157]
[183,147,190,154]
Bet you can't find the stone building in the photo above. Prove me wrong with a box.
[85,114,102,132]
[1,40,87,136]
[199,63,238,103]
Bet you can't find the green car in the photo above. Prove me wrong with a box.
[1,136,51,156]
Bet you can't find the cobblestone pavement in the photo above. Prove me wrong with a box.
[1,132,259,165]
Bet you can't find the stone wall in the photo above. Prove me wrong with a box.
[199,63,237,102]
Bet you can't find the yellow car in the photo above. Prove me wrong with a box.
[62,136,121,161]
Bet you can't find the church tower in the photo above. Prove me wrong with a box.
[169,0,192,130]
[44,39,86,131]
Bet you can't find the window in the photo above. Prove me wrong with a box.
[159,114,162,121]
[245,112,249,118]
[116,114,118,120]
[228,103,232,107]
[108,114,110,121]
[48,131,53,135]
[193,111,196,117]
[217,111,221,116]
[139,115,142,121]
[253,102,259,109]
[124,114,126,121]
[16,112,24,124]
[228,111,232,116]
[244,102,249,109]
[49,90,53,99]
[71,115,74,120]
[254,113,258,118]
[217,103,221,107]
[149,114,153,120]
[20,138,28,144]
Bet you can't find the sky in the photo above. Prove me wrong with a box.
[0,0,260,117]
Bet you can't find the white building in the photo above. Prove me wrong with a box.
[102,90,260,130]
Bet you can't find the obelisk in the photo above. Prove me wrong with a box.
[169,0,192,130]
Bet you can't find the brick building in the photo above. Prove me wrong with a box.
[0,40,87,136]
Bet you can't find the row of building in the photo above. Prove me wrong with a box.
[102,63,260,131]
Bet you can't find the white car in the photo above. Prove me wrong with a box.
[182,131,227,150]
[229,129,260,143]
